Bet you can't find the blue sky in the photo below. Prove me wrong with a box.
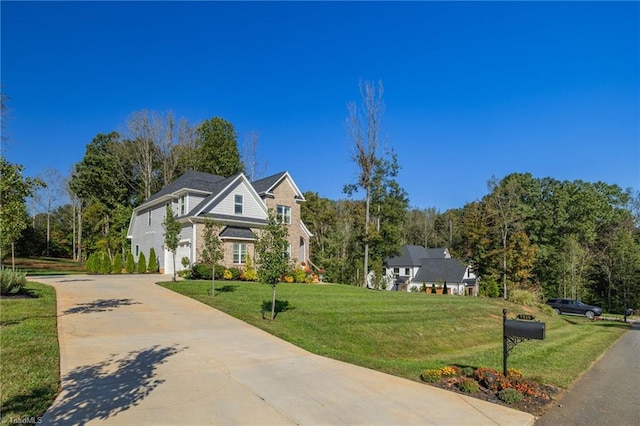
[2,1,638,211]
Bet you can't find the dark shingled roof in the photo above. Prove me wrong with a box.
[413,258,469,283]
[386,245,430,267]
[219,226,256,240]
[145,171,226,205]
[252,172,287,195]
[424,248,449,259]
[188,173,243,217]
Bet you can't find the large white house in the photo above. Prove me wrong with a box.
[384,245,478,295]
[127,170,312,275]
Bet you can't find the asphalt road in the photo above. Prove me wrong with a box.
[535,319,639,426]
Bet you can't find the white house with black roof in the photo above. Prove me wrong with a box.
[385,245,478,295]
[127,170,312,275]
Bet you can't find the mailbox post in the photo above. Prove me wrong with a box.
[502,309,545,376]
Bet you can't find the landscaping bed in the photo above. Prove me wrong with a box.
[421,366,560,416]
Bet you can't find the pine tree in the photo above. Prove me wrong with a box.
[86,252,99,274]
[137,252,147,274]
[148,247,158,273]
[112,253,123,274]
[125,252,135,273]
[100,252,111,274]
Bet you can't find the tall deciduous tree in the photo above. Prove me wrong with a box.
[122,110,162,200]
[0,158,43,268]
[242,130,267,181]
[162,204,181,282]
[33,167,67,256]
[256,212,289,320]
[486,175,526,299]
[195,117,244,177]
[201,220,224,296]
[70,132,132,260]
[344,80,385,287]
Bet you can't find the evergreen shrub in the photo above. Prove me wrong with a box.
[112,253,123,274]
[148,248,158,273]
[125,252,135,273]
[100,252,111,274]
[137,252,147,274]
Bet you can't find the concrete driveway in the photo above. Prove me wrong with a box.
[34,274,534,425]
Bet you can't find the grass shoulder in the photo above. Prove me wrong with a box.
[12,257,85,276]
[0,282,60,425]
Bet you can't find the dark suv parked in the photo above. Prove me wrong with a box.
[546,298,602,319]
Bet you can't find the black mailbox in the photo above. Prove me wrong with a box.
[505,319,545,340]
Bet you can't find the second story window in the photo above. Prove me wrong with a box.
[277,205,291,224]
[148,210,152,226]
[234,194,243,214]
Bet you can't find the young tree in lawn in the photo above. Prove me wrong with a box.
[256,212,290,320]
[162,204,181,281]
[201,220,224,296]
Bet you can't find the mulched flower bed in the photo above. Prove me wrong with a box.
[421,366,561,417]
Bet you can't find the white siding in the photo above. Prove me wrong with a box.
[186,193,207,214]
[206,182,266,220]
[130,202,170,268]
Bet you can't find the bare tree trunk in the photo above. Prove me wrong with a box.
[271,285,277,320]
[77,204,83,262]
[46,211,50,257]
[346,80,384,288]
[364,189,371,288]
[72,200,76,261]
[243,130,267,181]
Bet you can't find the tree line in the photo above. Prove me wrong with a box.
[302,173,640,312]
[2,87,638,313]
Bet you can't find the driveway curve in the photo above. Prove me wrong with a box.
[34,275,534,425]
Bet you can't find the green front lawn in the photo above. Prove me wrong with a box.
[0,282,60,425]
[12,257,85,276]
[160,280,629,388]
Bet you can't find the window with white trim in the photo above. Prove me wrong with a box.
[179,195,186,216]
[405,268,410,276]
[233,243,247,264]
[234,194,243,214]
[148,210,151,226]
[277,205,291,224]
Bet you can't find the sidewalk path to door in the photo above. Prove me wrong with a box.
[34,274,534,425]
[535,319,639,426]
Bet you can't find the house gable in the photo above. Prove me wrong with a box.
[192,173,268,223]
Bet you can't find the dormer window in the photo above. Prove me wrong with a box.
[234,194,243,214]
[277,205,291,224]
